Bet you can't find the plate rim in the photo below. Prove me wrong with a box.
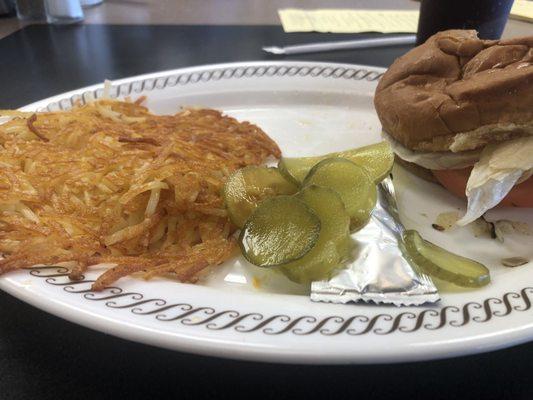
[20,60,386,112]
[3,265,533,365]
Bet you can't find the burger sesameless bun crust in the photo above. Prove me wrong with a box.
[374,30,533,153]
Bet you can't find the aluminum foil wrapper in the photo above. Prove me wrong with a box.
[311,182,440,306]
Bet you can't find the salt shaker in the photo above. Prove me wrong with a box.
[44,0,84,24]
[80,0,103,6]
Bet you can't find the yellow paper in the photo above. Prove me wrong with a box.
[510,0,533,22]
[278,9,419,33]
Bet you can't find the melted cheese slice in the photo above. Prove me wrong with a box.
[457,137,533,226]
[382,131,481,170]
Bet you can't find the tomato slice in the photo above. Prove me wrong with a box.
[432,168,533,208]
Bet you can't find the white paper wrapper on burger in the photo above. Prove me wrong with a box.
[457,137,533,226]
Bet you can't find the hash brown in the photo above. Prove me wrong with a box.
[0,99,280,290]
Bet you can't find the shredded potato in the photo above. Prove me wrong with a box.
[0,99,280,290]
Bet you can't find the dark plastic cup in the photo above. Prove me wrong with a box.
[416,0,515,45]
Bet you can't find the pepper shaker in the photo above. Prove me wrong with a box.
[15,0,46,20]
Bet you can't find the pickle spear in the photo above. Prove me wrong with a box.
[239,196,321,267]
[280,185,352,284]
[401,230,490,288]
[223,166,298,228]
[303,158,377,232]
[278,141,393,185]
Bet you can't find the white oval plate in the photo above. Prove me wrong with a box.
[1,61,532,364]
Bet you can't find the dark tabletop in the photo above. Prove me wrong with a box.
[1,24,533,400]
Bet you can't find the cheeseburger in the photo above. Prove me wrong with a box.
[374,30,533,225]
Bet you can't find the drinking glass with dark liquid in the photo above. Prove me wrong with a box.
[416,0,515,45]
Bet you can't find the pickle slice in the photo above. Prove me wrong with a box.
[223,166,298,228]
[279,185,352,284]
[401,230,490,288]
[239,196,321,267]
[303,158,377,232]
[278,141,393,185]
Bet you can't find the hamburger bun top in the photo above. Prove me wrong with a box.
[374,30,533,152]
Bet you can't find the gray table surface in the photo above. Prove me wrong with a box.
[1,0,531,39]
[0,21,533,400]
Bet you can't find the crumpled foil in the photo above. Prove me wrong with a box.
[311,180,440,306]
